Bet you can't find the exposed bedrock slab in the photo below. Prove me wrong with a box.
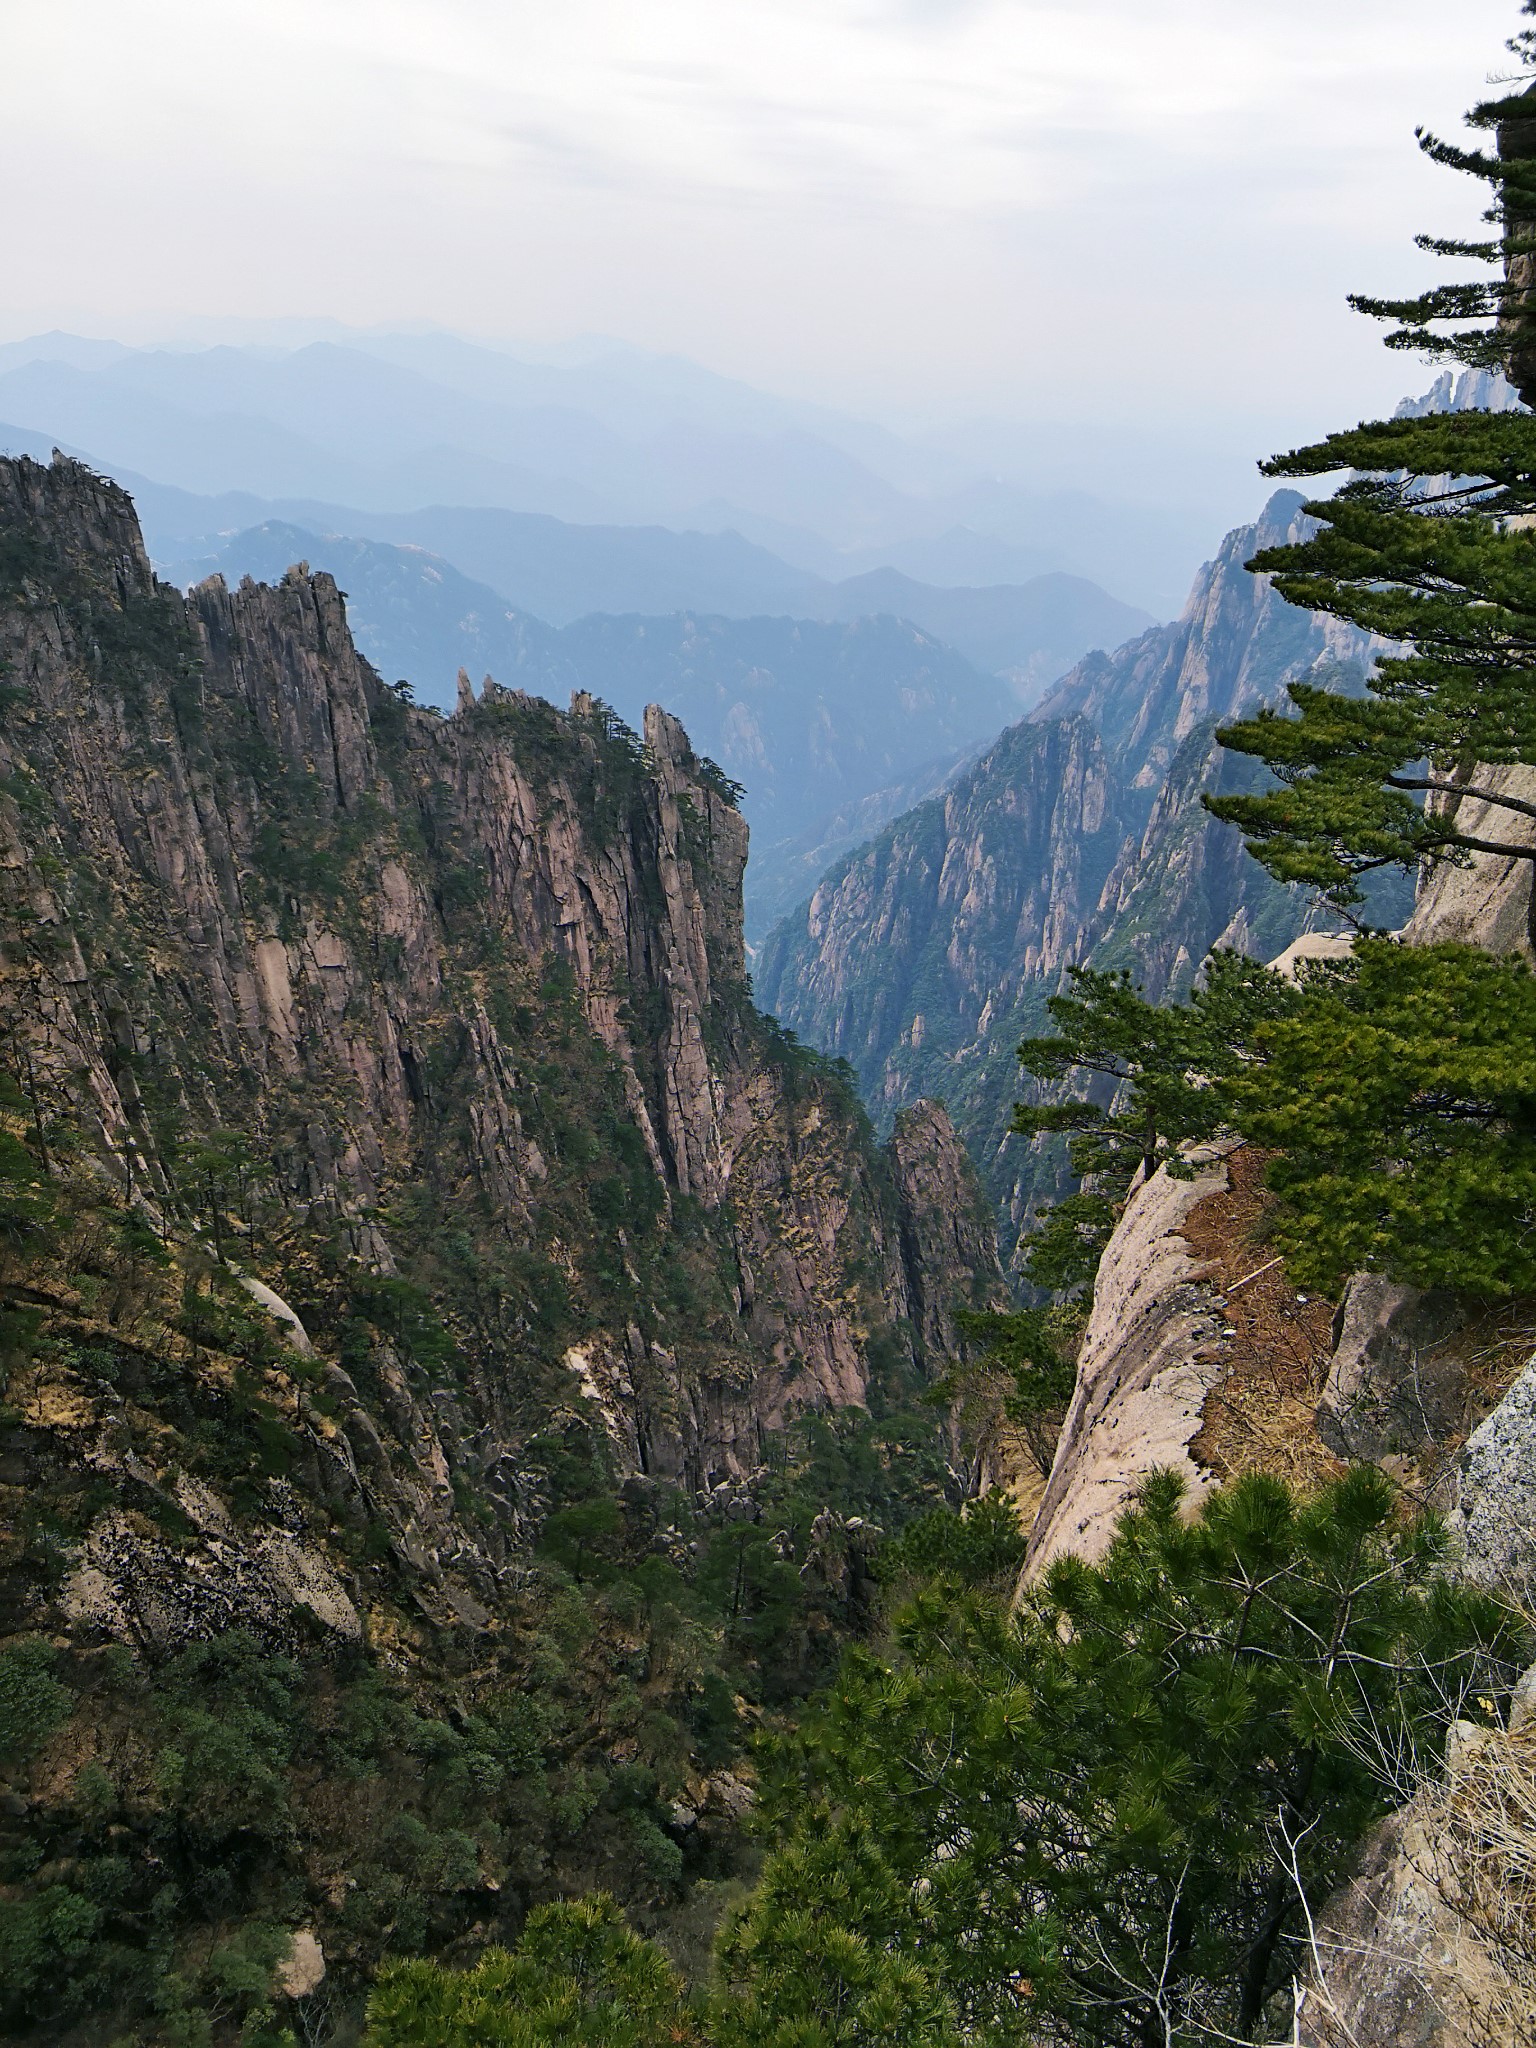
[1316,1275,1469,1463]
[1023,1145,1237,1579]
[1404,763,1536,959]
[1452,1354,1536,1603]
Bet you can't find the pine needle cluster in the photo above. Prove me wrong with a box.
[1206,8,1536,921]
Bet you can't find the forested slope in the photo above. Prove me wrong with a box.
[0,452,1004,2040]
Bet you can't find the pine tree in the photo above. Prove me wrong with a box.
[743,1470,1524,2047]
[1012,935,1536,1299]
[1229,937,1536,1294]
[1205,10,1536,923]
[363,1895,701,2046]
[1010,952,1300,1290]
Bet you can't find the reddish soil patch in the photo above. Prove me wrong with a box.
[1178,1146,1345,1493]
[1179,1147,1536,1502]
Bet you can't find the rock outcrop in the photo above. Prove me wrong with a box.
[887,1098,1011,1362]
[1033,492,1358,787]
[1022,1141,1341,1580]
[1316,1277,1471,1466]
[1402,762,1536,957]
[0,452,999,1645]
[1298,1697,1536,2048]
[1453,1357,1536,1604]
[1024,1150,1235,1575]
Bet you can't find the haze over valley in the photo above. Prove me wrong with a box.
[0,327,1154,936]
[5,5,1536,2044]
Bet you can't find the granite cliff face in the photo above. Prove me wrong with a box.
[158,518,1045,945]
[1032,491,1367,781]
[0,454,995,1491]
[757,492,1388,1257]
[0,454,1008,2035]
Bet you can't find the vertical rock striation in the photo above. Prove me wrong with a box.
[757,492,1385,1258]
[0,453,1000,1628]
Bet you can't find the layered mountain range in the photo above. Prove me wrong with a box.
[159,514,1151,680]
[756,492,1412,1257]
[0,328,1219,612]
[1,361,1532,2042]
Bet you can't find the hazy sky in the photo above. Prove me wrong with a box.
[4,0,1520,435]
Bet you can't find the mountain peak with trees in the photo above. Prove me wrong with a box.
[6,6,1536,2045]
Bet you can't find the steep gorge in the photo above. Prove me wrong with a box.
[0,453,1003,2037]
[757,492,1399,1257]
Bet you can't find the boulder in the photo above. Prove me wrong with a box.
[276,1929,326,2000]
[1452,1354,1536,1602]
[1316,1276,1468,1463]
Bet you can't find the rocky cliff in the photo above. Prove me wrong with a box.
[1032,491,1371,779]
[0,453,996,1479]
[159,518,1042,945]
[1022,741,1536,1589]
[1012,672,1536,2043]
[0,453,1003,2040]
[757,492,1394,1259]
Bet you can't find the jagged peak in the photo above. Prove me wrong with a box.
[0,449,156,602]
[644,700,691,761]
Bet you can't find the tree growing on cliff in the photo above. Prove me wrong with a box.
[1010,951,1300,1291]
[1228,937,1536,1295]
[1204,12,1536,919]
[1012,936,1536,1300]
[738,1468,1524,2048]
[365,1894,702,2046]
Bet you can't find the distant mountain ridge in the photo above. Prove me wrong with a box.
[756,492,1413,1258]
[814,567,1150,695]
[0,327,1210,612]
[160,506,1150,676]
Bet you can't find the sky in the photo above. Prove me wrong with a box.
[2,0,1522,443]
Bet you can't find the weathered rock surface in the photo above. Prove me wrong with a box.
[276,1929,327,2001]
[1024,1149,1235,1577]
[1403,762,1536,958]
[1023,1139,1341,1582]
[1453,1356,1536,1603]
[0,451,1000,1652]
[888,1098,1011,1362]
[62,1505,363,1653]
[1317,1276,1470,1464]
[1299,1705,1536,2048]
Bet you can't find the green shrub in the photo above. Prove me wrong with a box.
[0,1638,72,1766]
[365,1894,699,2046]
[742,1467,1525,2046]
[876,1491,1026,1589]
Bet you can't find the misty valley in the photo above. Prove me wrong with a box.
[4,6,1536,2045]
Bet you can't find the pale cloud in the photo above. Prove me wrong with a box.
[0,0,1519,431]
